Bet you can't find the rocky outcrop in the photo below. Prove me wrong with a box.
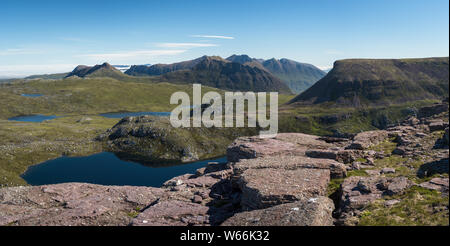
[337,176,414,225]
[419,178,449,195]
[227,133,334,162]
[418,103,449,118]
[97,115,256,163]
[226,133,348,216]
[345,130,389,150]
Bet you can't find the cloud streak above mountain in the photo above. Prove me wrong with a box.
[0,63,78,77]
[156,43,219,48]
[190,35,235,40]
[78,49,187,62]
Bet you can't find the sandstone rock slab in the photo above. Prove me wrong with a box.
[221,196,334,226]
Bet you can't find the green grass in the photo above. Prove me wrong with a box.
[358,186,449,226]
[327,170,369,196]
[368,138,397,153]
[0,78,225,119]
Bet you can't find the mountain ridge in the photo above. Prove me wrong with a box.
[65,62,126,79]
[154,56,292,93]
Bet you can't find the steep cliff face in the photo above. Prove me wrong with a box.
[289,57,449,106]
[226,55,326,93]
[261,58,326,93]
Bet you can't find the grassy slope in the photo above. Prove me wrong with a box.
[278,99,441,135]
[0,77,224,119]
[360,132,448,226]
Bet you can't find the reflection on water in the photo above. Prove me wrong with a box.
[8,115,59,122]
[21,94,43,98]
[21,152,227,187]
[99,112,171,118]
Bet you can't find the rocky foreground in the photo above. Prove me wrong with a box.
[0,104,448,226]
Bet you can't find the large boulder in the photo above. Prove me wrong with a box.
[221,196,334,226]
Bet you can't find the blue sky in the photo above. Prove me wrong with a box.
[0,0,448,77]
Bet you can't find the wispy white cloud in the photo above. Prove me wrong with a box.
[78,49,187,61]
[0,48,43,56]
[316,65,333,71]
[156,42,219,48]
[190,35,235,40]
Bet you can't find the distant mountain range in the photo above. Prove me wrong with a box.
[151,56,292,94]
[125,54,325,94]
[289,57,449,106]
[57,57,292,93]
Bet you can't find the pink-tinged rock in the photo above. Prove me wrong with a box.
[227,133,332,162]
[237,167,330,210]
[381,168,396,174]
[429,121,449,132]
[419,178,449,194]
[339,176,414,215]
[183,176,220,188]
[336,150,364,164]
[131,200,211,226]
[0,183,165,226]
[305,149,338,160]
[227,137,296,162]
[233,155,346,179]
[346,130,389,150]
[221,196,334,226]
